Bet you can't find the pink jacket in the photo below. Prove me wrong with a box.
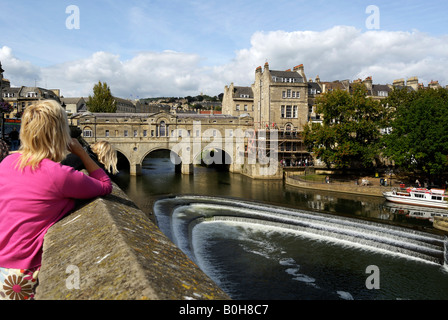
[0,153,113,269]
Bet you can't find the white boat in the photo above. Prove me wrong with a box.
[383,187,448,209]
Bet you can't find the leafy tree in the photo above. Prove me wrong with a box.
[304,84,385,169]
[87,81,116,113]
[382,87,448,178]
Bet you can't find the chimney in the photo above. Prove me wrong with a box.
[363,76,373,91]
[264,62,269,71]
[393,79,405,87]
[407,77,419,90]
[293,64,307,82]
[428,80,441,89]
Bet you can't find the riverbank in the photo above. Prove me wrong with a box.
[284,172,392,197]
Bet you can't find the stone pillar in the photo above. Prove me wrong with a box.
[130,163,142,176]
[181,163,194,175]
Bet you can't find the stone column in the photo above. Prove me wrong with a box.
[181,163,194,175]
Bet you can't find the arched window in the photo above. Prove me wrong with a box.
[83,127,93,138]
[159,121,166,137]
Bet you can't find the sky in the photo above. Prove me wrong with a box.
[0,0,447,99]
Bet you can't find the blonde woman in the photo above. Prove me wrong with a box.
[90,141,119,175]
[0,100,112,300]
[62,140,119,176]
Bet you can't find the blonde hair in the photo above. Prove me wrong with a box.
[91,141,118,175]
[17,100,71,170]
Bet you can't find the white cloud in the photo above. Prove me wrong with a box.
[232,26,448,86]
[0,47,42,86]
[1,26,448,99]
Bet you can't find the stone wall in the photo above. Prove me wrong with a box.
[241,162,283,180]
[285,172,386,197]
[35,184,229,300]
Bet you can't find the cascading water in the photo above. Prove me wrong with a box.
[154,195,448,300]
[445,237,448,268]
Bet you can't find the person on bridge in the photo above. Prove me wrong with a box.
[90,141,119,176]
[62,140,118,177]
[0,100,113,300]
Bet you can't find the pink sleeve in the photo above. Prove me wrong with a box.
[57,167,113,199]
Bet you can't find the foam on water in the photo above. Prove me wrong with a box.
[155,195,446,266]
[154,195,448,299]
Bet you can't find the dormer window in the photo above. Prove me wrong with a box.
[26,92,37,98]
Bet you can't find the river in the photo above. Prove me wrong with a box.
[113,151,448,300]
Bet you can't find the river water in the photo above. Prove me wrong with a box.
[114,151,448,300]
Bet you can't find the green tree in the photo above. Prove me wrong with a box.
[304,84,385,169]
[87,81,116,113]
[382,87,448,178]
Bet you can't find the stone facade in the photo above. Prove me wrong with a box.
[1,85,61,117]
[72,112,255,175]
[222,83,255,118]
[61,97,87,115]
[252,63,309,132]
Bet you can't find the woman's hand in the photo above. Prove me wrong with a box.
[68,138,86,157]
[68,138,101,174]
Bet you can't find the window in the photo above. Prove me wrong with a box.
[414,194,424,198]
[159,121,166,137]
[124,130,129,137]
[378,91,389,97]
[143,130,148,137]
[236,104,240,111]
[244,105,248,111]
[286,106,292,118]
[281,105,298,119]
[134,130,138,137]
[105,130,110,137]
[83,128,93,137]
[283,90,300,99]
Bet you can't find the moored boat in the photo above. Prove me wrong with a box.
[383,187,448,209]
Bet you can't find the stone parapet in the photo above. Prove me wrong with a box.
[35,183,229,300]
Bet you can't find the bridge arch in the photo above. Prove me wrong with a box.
[194,147,232,171]
[115,149,131,172]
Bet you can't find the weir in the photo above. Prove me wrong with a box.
[154,195,447,266]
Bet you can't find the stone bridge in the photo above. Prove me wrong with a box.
[71,112,282,178]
